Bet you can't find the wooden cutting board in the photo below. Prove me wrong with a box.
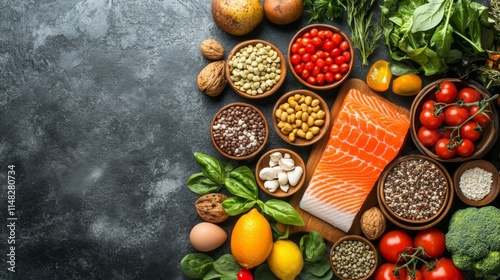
[280,78,410,244]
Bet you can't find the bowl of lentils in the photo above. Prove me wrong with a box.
[377,155,454,230]
[210,102,268,160]
[453,159,500,207]
[226,39,286,99]
[330,235,377,280]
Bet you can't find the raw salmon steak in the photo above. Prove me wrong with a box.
[299,88,410,232]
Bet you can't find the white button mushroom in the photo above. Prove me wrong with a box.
[279,158,295,171]
[259,167,277,181]
[264,180,279,192]
[287,166,303,187]
[277,172,289,186]
[280,184,290,192]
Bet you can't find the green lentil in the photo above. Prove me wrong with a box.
[331,240,375,280]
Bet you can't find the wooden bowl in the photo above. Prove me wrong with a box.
[330,235,378,280]
[410,78,498,162]
[288,24,354,90]
[272,90,331,146]
[453,159,500,207]
[210,102,269,161]
[377,155,453,230]
[255,148,306,198]
[226,39,286,99]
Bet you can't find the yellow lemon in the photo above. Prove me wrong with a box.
[230,208,273,269]
[267,239,304,280]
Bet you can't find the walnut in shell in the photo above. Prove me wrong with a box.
[360,207,386,240]
[195,193,229,223]
[197,61,227,97]
[200,39,225,60]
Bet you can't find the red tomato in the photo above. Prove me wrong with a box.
[405,270,424,280]
[469,105,492,126]
[237,268,254,280]
[444,105,469,126]
[422,100,436,111]
[334,55,346,65]
[413,228,446,259]
[330,47,342,57]
[342,51,351,62]
[440,128,453,139]
[297,47,306,56]
[332,33,342,46]
[301,37,311,46]
[435,81,457,103]
[307,75,317,85]
[457,87,480,105]
[340,63,350,74]
[325,72,335,83]
[305,43,316,54]
[456,138,475,157]
[291,43,300,54]
[460,121,482,141]
[334,73,343,81]
[290,54,301,65]
[329,64,340,73]
[379,230,414,263]
[293,63,304,74]
[325,56,334,66]
[340,40,350,51]
[434,138,456,159]
[420,109,444,129]
[312,66,321,76]
[301,69,310,79]
[323,40,334,52]
[374,263,407,280]
[421,258,464,280]
[311,36,323,47]
[316,73,325,85]
[315,58,325,68]
[309,28,318,37]
[417,126,440,147]
[301,53,311,63]
[324,30,333,39]
[317,30,325,40]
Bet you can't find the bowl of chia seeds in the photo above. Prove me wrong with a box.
[377,155,454,230]
[210,102,269,160]
[453,159,500,207]
[330,235,378,280]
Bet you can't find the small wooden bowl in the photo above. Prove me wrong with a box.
[288,24,354,90]
[255,148,306,198]
[226,39,286,99]
[210,102,269,161]
[272,90,331,146]
[410,78,498,162]
[453,160,500,207]
[377,155,453,230]
[330,235,378,280]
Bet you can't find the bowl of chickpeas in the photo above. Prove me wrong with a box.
[272,90,330,146]
[226,39,286,99]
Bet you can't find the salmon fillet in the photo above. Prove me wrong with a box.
[299,88,410,232]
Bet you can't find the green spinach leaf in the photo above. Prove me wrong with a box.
[194,153,225,184]
[213,254,241,276]
[300,230,326,262]
[298,267,333,280]
[412,0,447,32]
[430,0,454,57]
[187,172,221,195]
[261,199,304,226]
[222,196,256,216]
[254,263,279,279]
[305,258,331,277]
[180,253,214,278]
[202,267,222,280]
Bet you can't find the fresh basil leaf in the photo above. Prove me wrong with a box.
[194,153,225,184]
[305,258,331,277]
[261,199,304,226]
[254,263,279,280]
[180,253,214,278]
[222,197,256,216]
[412,0,446,33]
[213,254,241,275]
[300,230,326,262]
[224,162,234,173]
[431,21,454,58]
[203,267,222,280]
[226,166,258,199]
[187,172,221,195]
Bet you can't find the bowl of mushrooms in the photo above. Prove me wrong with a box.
[255,148,306,198]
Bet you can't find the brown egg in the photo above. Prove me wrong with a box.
[264,0,303,25]
[189,222,227,252]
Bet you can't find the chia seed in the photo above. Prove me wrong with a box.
[383,158,447,220]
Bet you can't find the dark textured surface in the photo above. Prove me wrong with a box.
[0,0,498,279]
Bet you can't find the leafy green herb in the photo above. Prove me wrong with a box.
[258,199,305,226]
[412,0,447,32]
[346,0,383,65]
[180,253,214,279]
[221,196,256,216]
[254,263,279,279]
[213,254,241,276]
[297,230,332,280]
[181,253,241,280]
[304,0,345,23]
[187,172,222,195]
[194,152,226,184]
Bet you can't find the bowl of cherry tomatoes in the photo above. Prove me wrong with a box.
[410,78,498,162]
[288,24,354,90]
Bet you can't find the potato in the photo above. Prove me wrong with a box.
[211,0,264,36]
[264,0,303,25]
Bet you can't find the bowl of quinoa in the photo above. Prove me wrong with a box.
[453,159,499,207]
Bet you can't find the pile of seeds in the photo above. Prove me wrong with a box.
[212,105,266,157]
[459,167,493,201]
[383,158,447,221]
[228,43,282,96]
[331,239,376,279]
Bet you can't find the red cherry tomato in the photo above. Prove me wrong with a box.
[291,43,300,54]
[307,75,317,85]
[456,138,475,157]
[421,258,464,280]
[435,81,457,103]
[417,126,440,147]
[340,40,350,51]
[294,63,304,74]
[444,105,469,126]
[301,69,310,79]
[332,33,342,46]
[325,72,335,83]
[469,105,492,126]
[434,138,456,159]
[305,43,316,54]
[379,230,414,263]
[315,58,326,68]
[422,100,436,111]
[309,28,318,37]
[237,268,254,280]
[290,54,301,65]
[413,228,446,259]
[460,121,482,141]
[405,270,424,280]
[342,51,351,63]
[457,87,480,105]
[323,40,334,52]
[420,109,444,129]
[334,73,343,81]
[374,263,407,280]
[330,47,342,57]
[440,128,453,139]
[311,36,323,47]
[334,55,346,65]
[340,63,350,74]
[329,64,340,73]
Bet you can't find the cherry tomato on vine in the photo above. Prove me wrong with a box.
[460,121,482,141]
[456,138,475,157]
[417,126,441,147]
[436,81,457,103]
[420,109,444,129]
[444,105,469,126]
[469,105,492,126]
[435,138,456,159]
[422,100,436,111]
[374,263,407,280]
[440,128,453,139]
[413,228,446,259]
[421,258,464,280]
[457,87,480,105]
[237,268,254,280]
[379,230,414,263]
[405,270,424,280]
